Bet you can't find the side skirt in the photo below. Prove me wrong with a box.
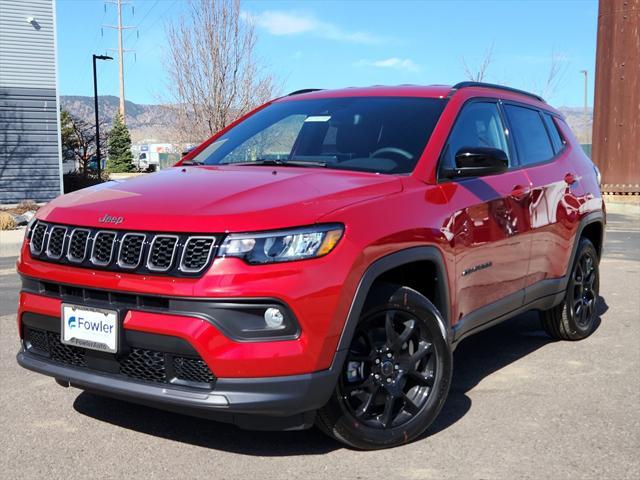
[451,278,565,348]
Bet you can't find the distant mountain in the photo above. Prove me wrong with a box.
[60,95,178,143]
[557,106,594,144]
[61,95,594,146]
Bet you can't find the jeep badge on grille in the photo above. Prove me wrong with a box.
[98,214,124,225]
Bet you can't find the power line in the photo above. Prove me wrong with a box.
[125,0,159,43]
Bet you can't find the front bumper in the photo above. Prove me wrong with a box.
[17,348,344,430]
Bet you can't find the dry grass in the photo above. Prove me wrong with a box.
[0,212,17,231]
[0,199,39,216]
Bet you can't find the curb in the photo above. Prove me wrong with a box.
[0,228,25,258]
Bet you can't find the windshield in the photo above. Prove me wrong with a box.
[191,96,447,174]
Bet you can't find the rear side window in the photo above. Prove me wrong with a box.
[504,104,554,165]
[542,113,565,153]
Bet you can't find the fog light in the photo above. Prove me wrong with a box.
[264,307,285,329]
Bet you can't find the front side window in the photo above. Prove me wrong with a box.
[439,102,510,173]
[504,104,555,165]
[191,97,447,174]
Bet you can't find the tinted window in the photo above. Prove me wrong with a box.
[193,97,446,174]
[542,113,564,153]
[440,102,510,172]
[504,105,554,165]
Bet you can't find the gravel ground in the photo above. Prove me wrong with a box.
[0,204,638,480]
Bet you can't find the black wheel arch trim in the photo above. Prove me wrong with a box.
[335,246,451,355]
[566,210,605,269]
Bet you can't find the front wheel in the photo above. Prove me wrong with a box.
[541,237,600,340]
[316,284,452,450]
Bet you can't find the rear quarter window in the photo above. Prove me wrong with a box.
[542,113,565,153]
[504,104,555,165]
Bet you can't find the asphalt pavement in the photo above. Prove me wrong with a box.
[1,203,638,479]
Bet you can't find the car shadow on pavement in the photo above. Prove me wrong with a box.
[73,391,341,456]
[73,298,607,454]
[426,296,607,438]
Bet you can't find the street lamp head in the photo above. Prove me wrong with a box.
[94,55,113,61]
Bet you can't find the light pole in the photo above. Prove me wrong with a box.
[93,54,113,180]
[580,69,588,144]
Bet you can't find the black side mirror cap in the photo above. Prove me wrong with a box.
[443,146,509,178]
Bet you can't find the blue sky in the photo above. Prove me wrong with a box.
[56,0,598,107]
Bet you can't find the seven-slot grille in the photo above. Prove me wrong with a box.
[91,231,117,265]
[180,237,216,272]
[147,236,179,272]
[30,223,47,255]
[45,226,66,259]
[118,233,145,268]
[28,221,217,277]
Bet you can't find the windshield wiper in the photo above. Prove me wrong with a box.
[227,159,327,168]
[180,160,205,166]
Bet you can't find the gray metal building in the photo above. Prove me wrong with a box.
[0,0,63,204]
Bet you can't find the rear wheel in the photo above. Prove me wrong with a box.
[541,237,600,340]
[316,284,452,450]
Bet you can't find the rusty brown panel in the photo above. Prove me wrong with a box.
[592,0,640,193]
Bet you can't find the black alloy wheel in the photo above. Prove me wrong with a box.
[340,309,436,429]
[541,237,600,340]
[571,249,598,329]
[316,284,452,450]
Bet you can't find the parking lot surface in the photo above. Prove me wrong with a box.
[1,203,638,479]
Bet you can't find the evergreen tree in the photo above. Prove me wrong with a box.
[106,112,134,173]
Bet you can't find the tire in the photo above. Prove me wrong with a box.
[316,284,452,450]
[541,237,600,341]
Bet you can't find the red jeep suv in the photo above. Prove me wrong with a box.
[16,82,605,449]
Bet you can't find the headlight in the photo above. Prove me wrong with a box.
[219,224,343,264]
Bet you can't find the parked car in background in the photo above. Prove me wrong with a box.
[16,82,604,449]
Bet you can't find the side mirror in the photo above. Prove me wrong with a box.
[445,147,509,178]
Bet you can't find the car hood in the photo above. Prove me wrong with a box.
[38,166,402,232]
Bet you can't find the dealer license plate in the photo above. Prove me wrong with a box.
[61,304,118,353]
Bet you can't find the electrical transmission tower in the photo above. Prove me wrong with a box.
[103,0,136,123]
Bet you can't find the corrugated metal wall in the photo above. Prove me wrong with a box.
[0,0,62,204]
[592,0,640,194]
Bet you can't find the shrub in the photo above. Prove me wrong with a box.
[106,112,134,173]
[15,200,39,214]
[0,212,16,230]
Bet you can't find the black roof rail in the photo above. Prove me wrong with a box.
[287,88,323,96]
[450,81,545,103]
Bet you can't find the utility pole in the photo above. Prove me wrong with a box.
[103,0,135,123]
[580,70,588,144]
[116,0,125,119]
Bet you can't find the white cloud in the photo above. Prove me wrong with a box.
[242,10,382,45]
[355,57,421,72]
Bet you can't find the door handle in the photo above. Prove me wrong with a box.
[564,173,577,185]
[510,185,531,201]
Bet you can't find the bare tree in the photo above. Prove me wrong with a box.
[60,110,108,178]
[165,0,278,143]
[533,50,570,101]
[462,44,494,82]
